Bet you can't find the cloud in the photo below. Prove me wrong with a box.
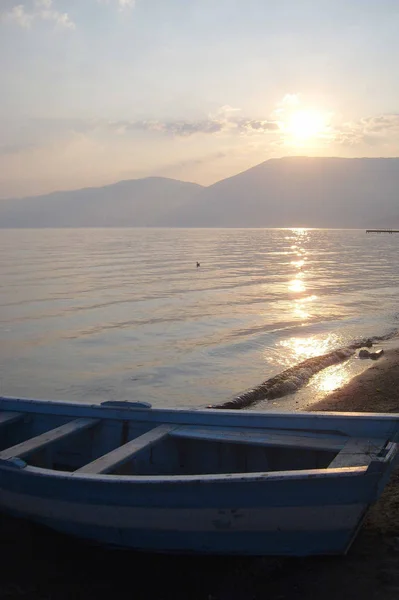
[279,93,300,108]
[238,119,280,133]
[117,0,135,8]
[110,110,281,138]
[9,110,399,158]
[36,0,75,29]
[129,119,225,136]
[1,0,75,29]
[97,0,136,10]
[2,4,34,28]
[3,111,281,143]
[334,114,399,146]
[272,93,301,117]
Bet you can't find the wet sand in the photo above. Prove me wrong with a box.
[2,352,399,599]
[312,347,399,414]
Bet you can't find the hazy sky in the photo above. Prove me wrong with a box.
[1,0,399,198]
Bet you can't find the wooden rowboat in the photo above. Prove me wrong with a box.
[0,395,398,556]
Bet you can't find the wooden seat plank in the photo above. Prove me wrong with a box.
[75,424,176,475]
[0,418,98,460]
[171,426,348,451]
[0,412,24,427]
[328,438,386,469]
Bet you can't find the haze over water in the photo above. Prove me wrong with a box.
[1,228,398,408]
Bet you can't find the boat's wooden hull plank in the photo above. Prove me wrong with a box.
[0,412,24,428]
[74,424,176,475]
[328,437,386,468]
[0,418,98,460]
[171,425,348,451]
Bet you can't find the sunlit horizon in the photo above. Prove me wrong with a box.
[1,1,399,198]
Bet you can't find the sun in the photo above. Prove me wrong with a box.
[288,110,328,141]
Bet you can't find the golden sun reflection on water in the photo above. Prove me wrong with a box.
[261,226,356,399]
[298,295,318,303]
[293,295,317,320]
[291,259,305,268]
[281,335,334,361]
[290,228,308,235]
[311,363,351,393]
[278,334,353,395]
[293,305,310,320]
[288,229,308,295]
[287,229,312,318]
[289,277,306,293]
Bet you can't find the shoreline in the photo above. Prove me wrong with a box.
[1,355,399,599]
[311,347,399,413]
[215,332,399,413]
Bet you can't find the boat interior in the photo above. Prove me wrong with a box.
[0,405,387,476]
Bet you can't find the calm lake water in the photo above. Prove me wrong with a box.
[1,228,398,408]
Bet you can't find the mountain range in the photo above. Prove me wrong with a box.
[1,157,399,228]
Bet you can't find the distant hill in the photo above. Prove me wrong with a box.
[1,157,399,228]
[0,177,203,227]
[165,157,399,228]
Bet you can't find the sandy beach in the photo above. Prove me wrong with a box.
[1,352,399,599]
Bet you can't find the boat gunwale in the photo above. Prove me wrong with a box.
[1,395,399,426]
[0,461,370,484]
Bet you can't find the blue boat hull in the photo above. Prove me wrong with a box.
[0,396,398,556]
[0,461,382,556]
